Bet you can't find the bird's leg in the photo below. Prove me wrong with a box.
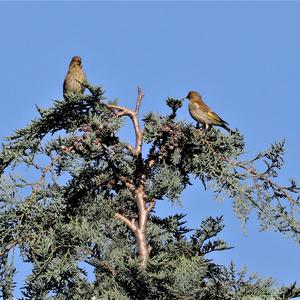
[202,124,211,134]
[196,123,205,132]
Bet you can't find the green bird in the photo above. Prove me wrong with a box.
[186,91,230,132]
[63,56,86,99]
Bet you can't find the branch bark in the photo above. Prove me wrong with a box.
[115,213,137,233]
[110,87,154,267]
[107,86,144,155]
[115,185,153,268]
[133,86,144,154]
[134,185,152,268]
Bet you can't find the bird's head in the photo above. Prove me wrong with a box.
[186,91,201,101]
[70,56,82,67]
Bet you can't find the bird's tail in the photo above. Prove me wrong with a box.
[221,123,235,134]
[221,123,230,132]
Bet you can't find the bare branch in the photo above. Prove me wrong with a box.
[135,86,144,113]
[107,104,134,117]
[134,185,152,268]
[106,88,151,267]
[116,184,153,268]
[132,86,144,154]
[107,87,144,155]
[115,213,137,233]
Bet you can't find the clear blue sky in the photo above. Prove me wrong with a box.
[1,1,300,295]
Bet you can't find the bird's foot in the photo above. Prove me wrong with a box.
[199,126,207,133]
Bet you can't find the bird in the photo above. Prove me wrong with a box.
[186,91,230,132]
[63,56,86,98]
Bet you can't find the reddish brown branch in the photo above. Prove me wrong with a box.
[100,261,117,277]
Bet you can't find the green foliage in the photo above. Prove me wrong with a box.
[0,84,299,299]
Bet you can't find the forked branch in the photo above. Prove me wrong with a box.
[107,86,144,155]
[109,87,154,267]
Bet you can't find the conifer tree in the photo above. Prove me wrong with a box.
[0,83,300,299]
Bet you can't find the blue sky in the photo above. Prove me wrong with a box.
[1,1,300,295]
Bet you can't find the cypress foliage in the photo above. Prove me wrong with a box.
[0,84,299,299]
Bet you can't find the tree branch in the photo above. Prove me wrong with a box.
[107,104,133,118]
[235,162,300,206]
[107,87,151,267]
[134,185,152,268]
[115,213,137,233]
[107,86,144,155]
[132,86,144,154]
[119,176,135,191]
[115,184,153,268]
[99,261,117,277]
[135,86,144,114]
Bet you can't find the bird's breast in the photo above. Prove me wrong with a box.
[188,102,210,124]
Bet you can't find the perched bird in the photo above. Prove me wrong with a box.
[63,56,86,98]
[186,91,230,132]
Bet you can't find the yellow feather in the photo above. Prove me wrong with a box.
[207,111,221,122]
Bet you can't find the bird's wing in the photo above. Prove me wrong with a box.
[208,111,229,125]
[191,99,210,113]
[63,73,70,94]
